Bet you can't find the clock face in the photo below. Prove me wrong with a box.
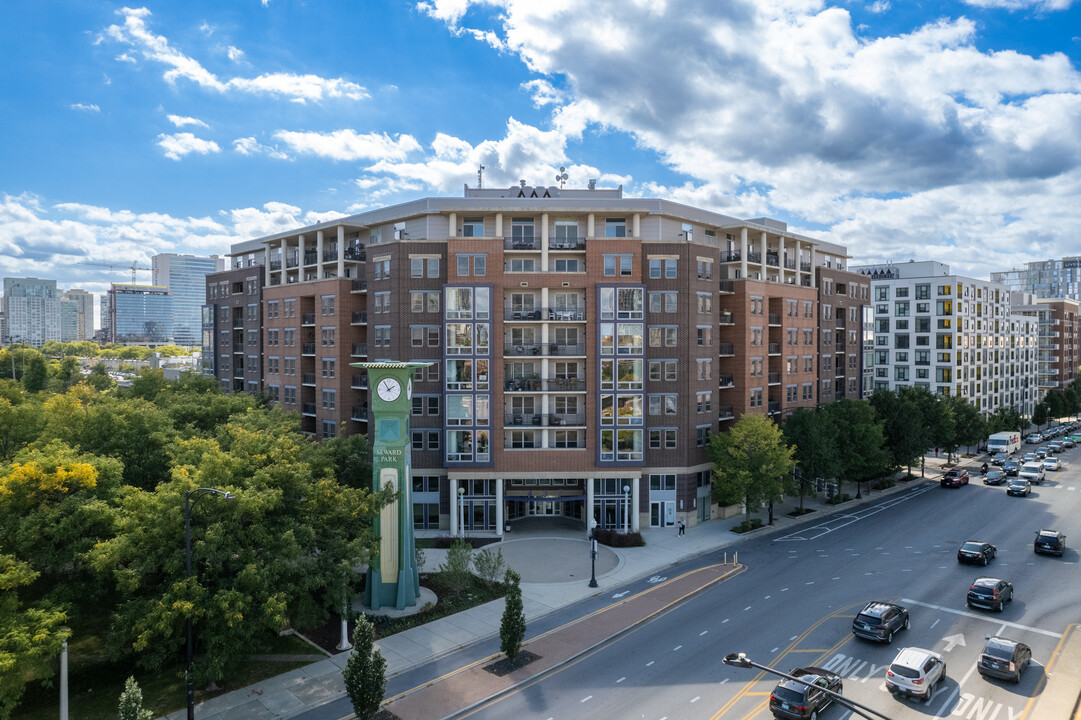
[376,377,401,402]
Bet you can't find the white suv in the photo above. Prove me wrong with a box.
[885,647,946,703]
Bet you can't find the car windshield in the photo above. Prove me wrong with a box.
[773,686,808,703]
[984,643,1013,660]
[961,542,984,552]
[1038,532,1059,540]
[890,663,920,678]
[971,586,994,596]
[856,612,881,624]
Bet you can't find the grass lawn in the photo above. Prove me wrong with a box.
[16,632,317,720]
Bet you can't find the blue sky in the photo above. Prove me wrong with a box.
[2,0,1080,316]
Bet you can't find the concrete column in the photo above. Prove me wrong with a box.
[265,242,273,286]
[541,212,549,269]
[778,236,786,282]
[316,230,324,282]
[760,231,768,279]
[586,478,594,537]
[496,479,504,537]
[449,212,457,237]
[794,240,802,282]
[632,213,640,238]
[495,213,503,238]
[632,478,640,533]
[739,228,748,280]
[587,213,595,237]
[337,226,345,278]
[810,246,817,288]
[449,478,459,536]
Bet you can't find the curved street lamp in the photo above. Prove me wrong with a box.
[588,518,598,588]
[722,652,894,720]
[185,487,235,720]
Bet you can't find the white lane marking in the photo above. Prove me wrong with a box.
[790,635,799,641]
[744,606,752,611]
[931,619,940,629]
[673,645,682,651]
[781,587,789,592]
[901,598,1063,638]
[646,661,654,667]
[806,581,815,585]
[934,656,979,715]
[723,618,730,623]
[616,677,625,683]
[691,697,700,703]
[771,647,779,652]
[833,577,841,580]
[581,695,592,703]
[700,630,709,636]
[764,595,772,600]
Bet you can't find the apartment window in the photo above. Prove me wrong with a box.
[876,286,889,301]
[283,329,295,346]
[284,358,296,376]
[283,386,296,404]
[648,258,677,278]
[895,301,909,316]
[697,326,712,346]
[410,291,440,313]
[266,300,279,318]
[696,426,710,447]
[649,360,677,381]
[373,258,391,280]
[749,388,763,408]
[267,357,279,374]
[787,328,798,345]
[552,258,580,272]
[786,385,798,402]
[266,385,279,403]
[696,292,712,314]
[605,217,627,237]
[462,217,484,237]
[511,217,535,242]
[750,297,764,315]
[696,391,712,413]
[804,356,814,372]
[802,383,813,400]
[603,254,633,277]
[648,394,678,415]
[649,291,678,313]
[410,257,440,278]
[321,389,336,410]
[803,329,814,345]
[649,326,678,347]
[803,301,814,318]
[374,325,391,347]
[787,299,798,317]
[750,328,763,346]
[916,284,931,300]
[283,299,295,318]
[507,258,536,272]
[895,366,909,381]
[696,359,712,380]
[750,358,763,377]
[553,219,578,242]
[649,429,678,449]
[697,260,713,280]
[457,254,486,276]
[322,359,335,378]
[374,292,391,313]
[321,328,335,347]
[321,420,336,439]
[267,329,279,346]
[320,295,335,315]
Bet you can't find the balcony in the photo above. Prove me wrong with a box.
[232,342,244,353]
[548,237,585,250]
[784,259,796,270]
[719,342,735,356]
[722,251,741,262]
[768,372,780,385]
[505,377,542,392]
[351,405,369,422]
[303,251,318,265]
[766,252,779,267]
[270,259,282,271]
[547,412,584,426]
[800,261,812,272]
[302,343,316,355]
[768,401,781,415]
[344,244,366,261]
[351,278,368,292]
[545,377,586,392]
[504,237,539,251]
[301,313,315,326]
[301,403,316,416]
[718,405,735,420]
[718,311,734,325]
[505,413,545,427]
[719,280,735,294]
[503,343,587,357]
[351,374,369,389]
[322,249,338,262]
[301,372,316,386]
[351,343,368,357]
[768,342,781,355]
[351,311,367,324]
[768,313,781,326]
[748,252,762,263]
[285,254,299,268]
[718,374,735,388]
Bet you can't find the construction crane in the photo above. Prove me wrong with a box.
[79,260,152,284]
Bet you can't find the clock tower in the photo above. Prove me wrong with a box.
[353,361,431,611]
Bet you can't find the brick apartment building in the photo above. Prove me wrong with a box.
[207,184,867,534]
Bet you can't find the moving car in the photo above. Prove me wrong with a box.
[768,666,843,720]
[983,469,1006,485]
[852,601,910,644]
[958,541,996,565]
[1034,529,1066,556]
[967,577,1014,612]
[1062,437,1076,448]
[1018,463,1045,485]
[1035,446,1050,459]
[885,647,946,703]
[978,637,1032,683]
[1049,441,1064,453]
[1003,460,1021,476]
[1022,452,1037,463]
[941,468,969,488]
[1007,478,1031,497]
[1025,433,1041,444]
[1042,457,1061,472]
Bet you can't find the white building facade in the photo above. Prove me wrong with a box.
[851,261,1038,416]
[2,277,61,347]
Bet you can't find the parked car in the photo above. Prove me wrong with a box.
[1003,460,1021,476]
[768,666,843,720]
[978,637,1032,683]
[941,469,969,488]
[1018,463,1045,484]
[984,469,1006,485]
[852,601,910,644]
[1042,457,1061,472]
[967,577,1014,612]
[1007,478,1031,497]
[1034,529,1066,556]
[885,647,947,703]
[958,541,997,565]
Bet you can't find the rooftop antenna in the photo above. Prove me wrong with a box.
[477,164,485,189]
[555,166,568,189]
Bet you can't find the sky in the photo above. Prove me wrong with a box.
[2,0,1081,318]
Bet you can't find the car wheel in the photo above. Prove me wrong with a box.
[886,630,894,644]
[904,616,910,630]
[996,601,1004,612]
[810,712,818,720]
[983,556,989,566]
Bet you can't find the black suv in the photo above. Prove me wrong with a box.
[1034,529,1066,556]
[768,667,843,720]
[978,637,1032,683]
[852,601,910,644]
[1003,459,1021,476]
[957,541,996,566]
[967,577,1014,612]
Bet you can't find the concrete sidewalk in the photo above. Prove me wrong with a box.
[166,460,962,720]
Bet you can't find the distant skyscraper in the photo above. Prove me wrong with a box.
[108,284,173,345]
[99,293,111,342]
[3,277,61,347]
[991,256,1081,302]
[62,288,94,341]
[60,299,80,342]
[152,253,225,346]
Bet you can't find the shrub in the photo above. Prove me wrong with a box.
[731,517,765,534]
[473,547,506,587]
[828,493,852,505]
[437,539,473,595]
[343,616,387,720]
[591,528,645,547]
[872,478,896,491]
[499,569,525,662]
[117,677,153,720]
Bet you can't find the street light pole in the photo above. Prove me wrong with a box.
[457,486,465,538]
[185,487,235,720]
[722,653,895,720]
[622,485,630,534]
[588,518,598,588]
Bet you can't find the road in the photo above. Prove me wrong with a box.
[453,442,1081,720]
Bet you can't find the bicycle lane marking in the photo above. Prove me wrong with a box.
[774,485,934,542]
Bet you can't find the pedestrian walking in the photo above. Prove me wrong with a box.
[677,519,685,536]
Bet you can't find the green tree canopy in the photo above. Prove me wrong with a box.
[708,414,796,519]
[870,389,927,471]
[946,395,986,453]
[781,407,839,510]
[823,399,889,493]
[21,353,47,393]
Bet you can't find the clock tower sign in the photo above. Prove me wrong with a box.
[354,361,431,611]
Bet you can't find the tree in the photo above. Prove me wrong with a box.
[85,364,115,391]
[319,432,374,490]
[708,414,796,520]
[438,539,474,596]
[0,397,45,462]
[342,615,386,720]
[473,547,506,587]
[22,353,47,393]
[870,389,926,474]
[500,569,526,662]
[823,399,889,495]
[1045,390,1068,425]
[781,407,839,510]
[947,395,985,454]
[901,386,953,462]
[117,676,153,720]
[1032,401,1049,430]
[0,554,70,720]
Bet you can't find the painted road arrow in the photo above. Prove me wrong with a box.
[942,634,966,652]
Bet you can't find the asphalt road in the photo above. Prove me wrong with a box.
[454,442,1081,720]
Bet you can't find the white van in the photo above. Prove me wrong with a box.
[988,432,1021,456]
[1018,463,1045,485]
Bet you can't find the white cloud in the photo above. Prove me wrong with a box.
[273,129,422,161]
[166,114,209,128]
[868,1,891,13]
[102,7,368,103]
[962,0,1073,9]
[227,45,245,62]
[71,103,101,112]
[233,136,290,160]
[157,132,221,160]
